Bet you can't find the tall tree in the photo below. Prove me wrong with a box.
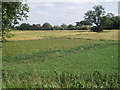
[67,24,74,30]
[84,5,105,32]
[101,13,114,29]
[111,16,120,29]
[101,13,120,29]
[2,1,29,41]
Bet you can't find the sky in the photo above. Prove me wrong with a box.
[19,0,120,26]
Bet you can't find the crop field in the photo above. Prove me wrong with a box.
[8,30,119,41]
[2,30,119,88]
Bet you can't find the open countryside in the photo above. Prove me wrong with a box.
[3,30,119,88]
[2,1,120,89]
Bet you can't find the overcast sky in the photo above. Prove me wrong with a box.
[19,0,119,26]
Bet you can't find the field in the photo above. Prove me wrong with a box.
[2,30,119,88]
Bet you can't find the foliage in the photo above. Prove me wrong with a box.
[61,24,68,30]
[42,22,52,30]
[53,25,60,30]
[67,24,74,30]
[2,2,29,41]
[85,5,106,32]
[84,5,120,31]
[101,14,113,29]
[16,23,90,30]
[16,23,42,30]
[15,14,119,31]
[111,16,120,29]
[19,23,30,30]
[101,13,120,29]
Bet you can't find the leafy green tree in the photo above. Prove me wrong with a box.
[19,23,30,30]
[100,13,114,29]
[2,1,29,41]
[61,24,67,30]
[36,24,41,28]
[101,13,120,29]
[35,24,42,30]
[30,24,42,30]
[84,5,105,32]
[76,22,81,26]
[42,22,52,30]
[111,16,120,29]
[53,25,60,30]
[68,24,74,30]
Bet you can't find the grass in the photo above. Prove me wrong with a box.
[65,30,119,40]
[8,30,83,40]
[8,30,119,40]
[3,42,119,88]
[2,30,119,88]
[3,38,103,57]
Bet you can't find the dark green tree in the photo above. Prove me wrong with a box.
[84,5,105,32]
[53,25,59,30]
[111,16,120,29]
[68,24,74,30]
[101,13,120,29]
[61,24,67,30]
[2,1,29,41]
[42,22,52,30]
[76,22,81,26]
[101,13,114,29]
[19,23,30,30]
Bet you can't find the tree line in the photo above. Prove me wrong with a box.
[15,21,91,30]
[15,12,120,31]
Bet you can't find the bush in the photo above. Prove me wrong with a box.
[91,26,103,32]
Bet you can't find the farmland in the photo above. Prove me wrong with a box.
[2,30,119,88]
